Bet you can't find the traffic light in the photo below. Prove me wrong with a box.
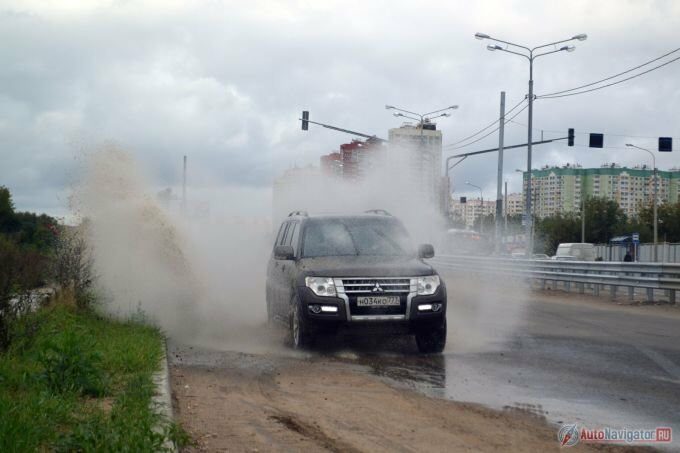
[301,111,309,131]
[567,128,574,146]
[460,196,467,204]
[589,133,604,148]
[659,137,672,152]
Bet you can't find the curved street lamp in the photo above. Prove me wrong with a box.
[626,143,659,261]
[386,104,459,128]
[475,32,587,255]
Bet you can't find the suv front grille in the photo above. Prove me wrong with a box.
[340,278,411,294]
[336,277,415,318]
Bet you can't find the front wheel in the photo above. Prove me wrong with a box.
[415,319,447,354]
[289,300,313,349]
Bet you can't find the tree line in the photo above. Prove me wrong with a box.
[0,186,93,349]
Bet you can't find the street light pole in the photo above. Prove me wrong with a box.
[466,181,484,233]
[495,91,506,254]
[504,180,508,233]
[626,144,658,261]
[475,32,586,255]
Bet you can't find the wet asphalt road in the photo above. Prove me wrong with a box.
[172,274,680,448]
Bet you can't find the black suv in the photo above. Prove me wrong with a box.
[265,210,447,353]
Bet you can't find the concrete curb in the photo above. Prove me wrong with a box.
[152,338,177,452]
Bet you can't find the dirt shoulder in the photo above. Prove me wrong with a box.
[170,354,638,453]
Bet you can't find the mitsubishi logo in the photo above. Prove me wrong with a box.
[372,283,384,293]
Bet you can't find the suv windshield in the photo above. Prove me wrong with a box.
[302,217,414,258]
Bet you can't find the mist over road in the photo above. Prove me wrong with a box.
[169,274,680,451]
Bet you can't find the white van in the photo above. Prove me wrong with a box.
[553,243,596,261]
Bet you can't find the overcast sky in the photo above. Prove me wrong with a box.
[1,0,679,217]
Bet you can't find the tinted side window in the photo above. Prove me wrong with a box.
[275,222,289,247]
[288,222,300,252]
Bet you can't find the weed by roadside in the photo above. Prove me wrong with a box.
[0,300,189,451]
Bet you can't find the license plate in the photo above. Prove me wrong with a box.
[357,296,400,307]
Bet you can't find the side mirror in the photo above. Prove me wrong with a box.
[418,243,435,259]
[274,245,295,260]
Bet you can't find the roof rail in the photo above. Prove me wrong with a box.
[364,209,392,216]
[288,210,308,217]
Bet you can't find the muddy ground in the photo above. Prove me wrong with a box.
[169,276,679,452]
[171,349,598,452]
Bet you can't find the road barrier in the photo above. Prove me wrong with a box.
[431,255,680,304]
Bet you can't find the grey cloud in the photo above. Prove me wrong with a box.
[0,1,678,214]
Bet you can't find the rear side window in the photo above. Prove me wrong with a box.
[288,222,300,250]
[275,222,289,247]
[283,222,298,245]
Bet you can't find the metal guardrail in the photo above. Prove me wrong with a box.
[430,255,680,303]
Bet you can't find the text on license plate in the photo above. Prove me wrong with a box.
[357,296,400,307]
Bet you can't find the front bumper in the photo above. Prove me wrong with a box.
[296,280,446,333]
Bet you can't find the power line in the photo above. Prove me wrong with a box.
[538,48,680,98]
[446,103,529,150]
[447,98,525,146]
[538,54,680,99]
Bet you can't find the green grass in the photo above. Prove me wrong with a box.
[0,303,189,452]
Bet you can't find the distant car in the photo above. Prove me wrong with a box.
[442,229,492,256]
[532,254,550,260]
[553,243,596,261]
[266,211,447,353]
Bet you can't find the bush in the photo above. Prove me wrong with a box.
[52,225,96,310]
[0,236,49,349]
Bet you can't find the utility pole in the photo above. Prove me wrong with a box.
[581,193,586,243]
[495,91,506,254]
[182,155,187,212]
[626,144,658,261]
[504,180,508,232]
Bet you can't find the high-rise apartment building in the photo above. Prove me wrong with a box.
[521,164,680,219]
[449,197,496,229]
[505,192,524,216]
[319,138,384,180]
[388,122,443,208]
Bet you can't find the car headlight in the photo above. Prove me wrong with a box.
[416,275,440,296]
[305,277,337,297]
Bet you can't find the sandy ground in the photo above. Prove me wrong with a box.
[169,273,675,452]
[170,353,646,453]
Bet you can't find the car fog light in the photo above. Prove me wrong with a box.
[320,305,338,313]
[309,304,322,314]
[432,303,442,312]
[417,304,433,311]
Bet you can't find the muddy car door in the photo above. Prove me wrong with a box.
[278,221,299,317]
[267,222,289,317]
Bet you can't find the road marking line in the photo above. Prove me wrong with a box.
[635,345,680,381]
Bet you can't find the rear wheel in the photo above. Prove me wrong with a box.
[415,319,447,354]
[289,299,313,349]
